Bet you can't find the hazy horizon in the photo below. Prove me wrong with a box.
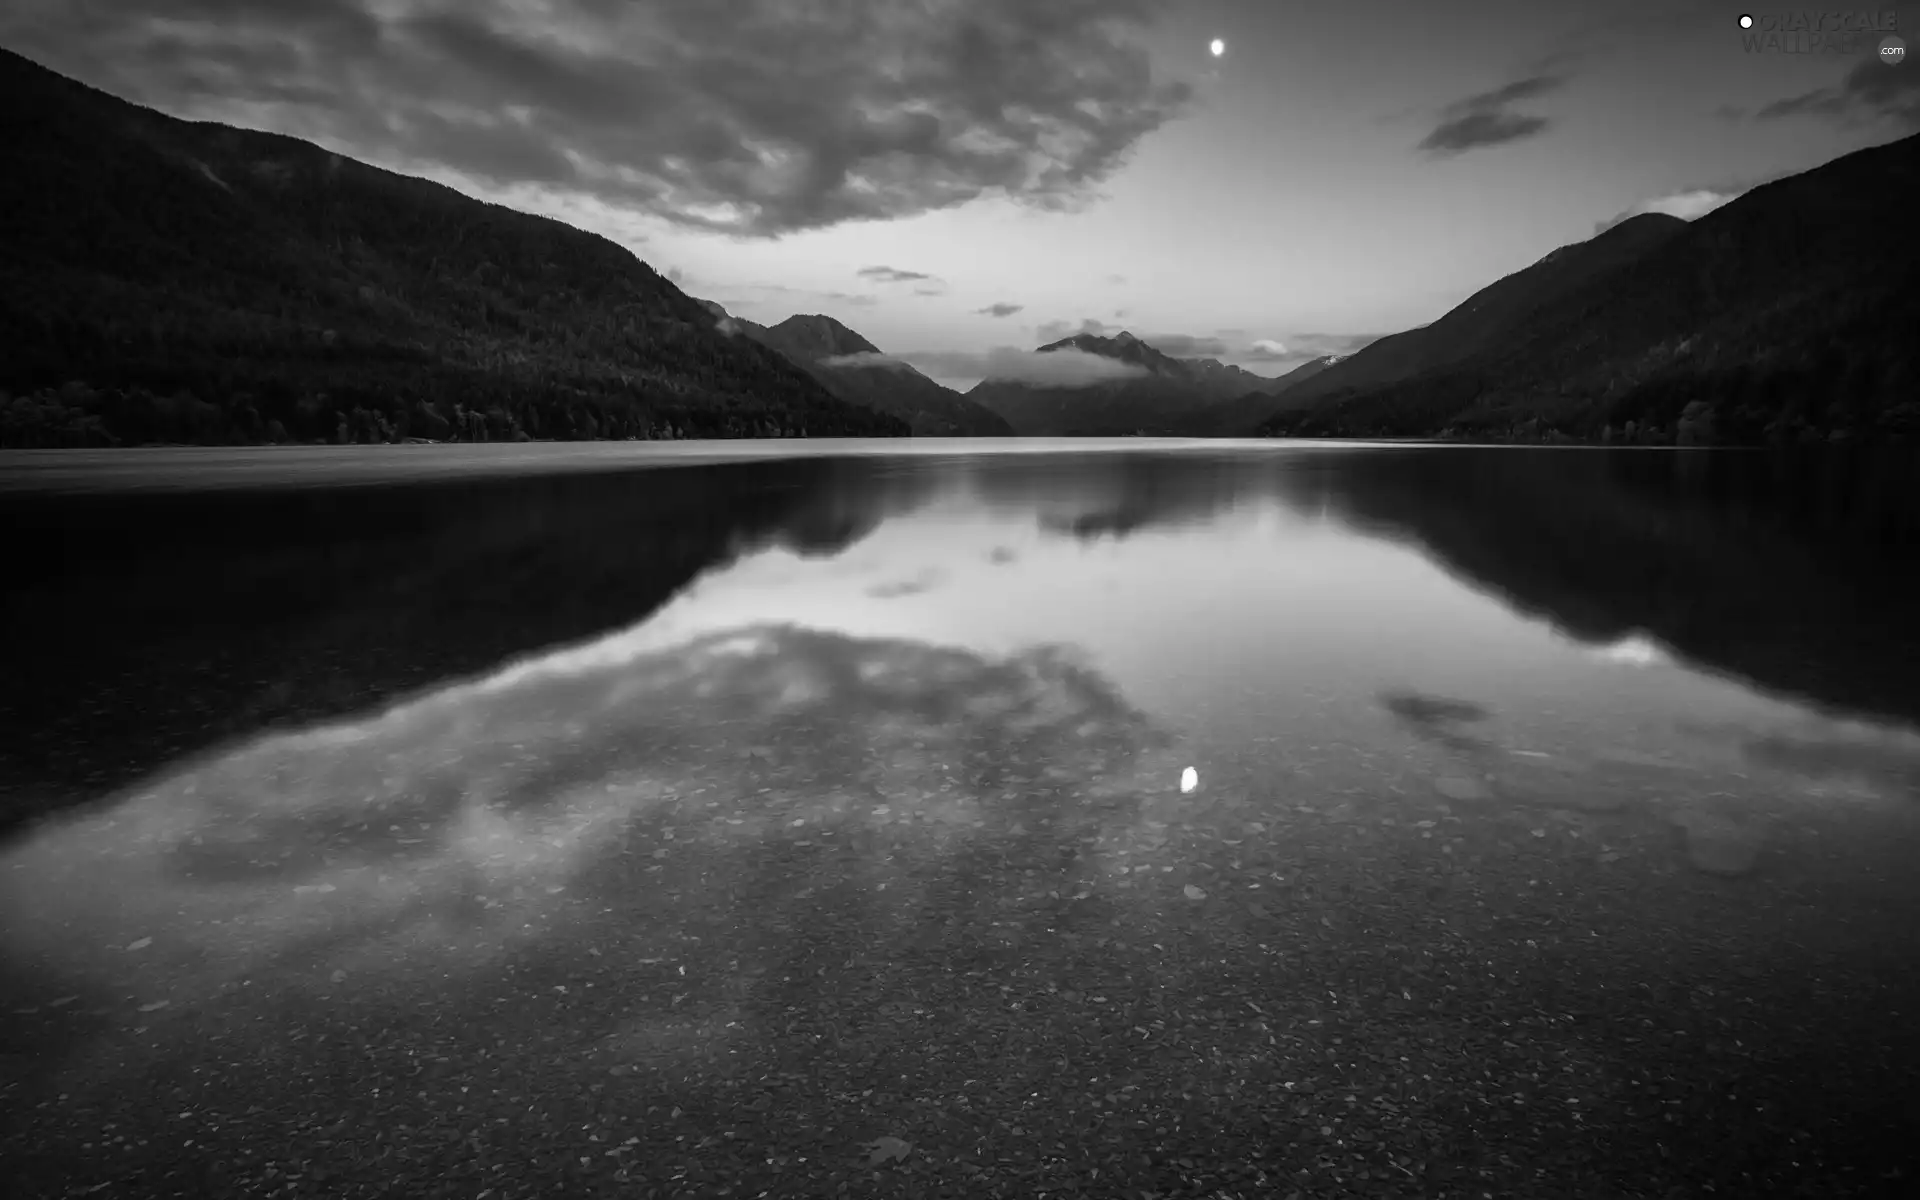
[4,0,1913,391]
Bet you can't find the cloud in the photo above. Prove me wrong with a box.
[904,346,1148,387]
[857,265,936,284]
[1417,74,1565,156]
[693,298,749,336]
[1753,52,1920,129]
[975,302,1024,318]
[1242,332,1383,363]
[1035,317,1116,342]
[1592,187,1742,234]
[1138,333,1229,358]
[666,266,686,284]
[901,350,993,379]
[912,286,945,296]
[734,283,879,307]
[5,0,1194,238]
[818,351,920,372]
[987,347,1149,387]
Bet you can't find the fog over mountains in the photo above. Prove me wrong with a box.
[697,303,1013,438]
[966,331,1331,436]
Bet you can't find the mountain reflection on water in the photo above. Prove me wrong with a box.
[2,443,1918,1198]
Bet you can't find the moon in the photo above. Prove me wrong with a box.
[1209,38,1225,57]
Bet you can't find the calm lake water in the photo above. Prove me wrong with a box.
[2,441,1918,1198]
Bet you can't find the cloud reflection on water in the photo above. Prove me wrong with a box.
[0,623,1196,1025]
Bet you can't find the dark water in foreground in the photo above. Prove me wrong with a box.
[2,441,1919,1198]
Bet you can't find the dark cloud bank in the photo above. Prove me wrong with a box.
[2,0,1193,237]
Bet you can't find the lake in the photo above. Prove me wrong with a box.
[3,441,1918,1198]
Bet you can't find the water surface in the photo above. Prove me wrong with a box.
[3,443,1917,1198]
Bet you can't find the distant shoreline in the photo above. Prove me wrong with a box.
[15,435,1881,495]
[22,437,1894,495]
[0,437,1395,494]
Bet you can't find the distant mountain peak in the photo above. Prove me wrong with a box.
[1604,211,1689,236]
[767,313,879,357]
[776,312,847,331]
[1038,330,1165,362]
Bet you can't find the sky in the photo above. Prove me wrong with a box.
[4,0,1915,389]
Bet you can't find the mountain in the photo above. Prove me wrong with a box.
[965,330,1290,435]
[1179,354,1349,436]
[1261,132,1920,443]
[1268,353,1344,390]
[700,305,1012,437]
[0,48,908,448]
[1181,355,1294,400]
[1270,214,1689,418]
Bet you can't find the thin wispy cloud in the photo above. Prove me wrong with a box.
[1754,54,1920,130]
[1140,333,1229,358]
[1245,333,1382,362]
[0,0,1193,237]
[731,283,879,308]
[1035,317,1116,342]
[857,265,936,284]
[906,346,1149,387]
[818,351,920,372]
[1593,187,1741,234]
[1417,73,1566,156]
[989,347,1150,386]
[976,303,1024,317]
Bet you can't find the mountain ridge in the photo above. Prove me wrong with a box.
[1261,132,1920,443]
[1179,355,1347,436]
[0,47,909,447]
[1266,212,1690,418]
